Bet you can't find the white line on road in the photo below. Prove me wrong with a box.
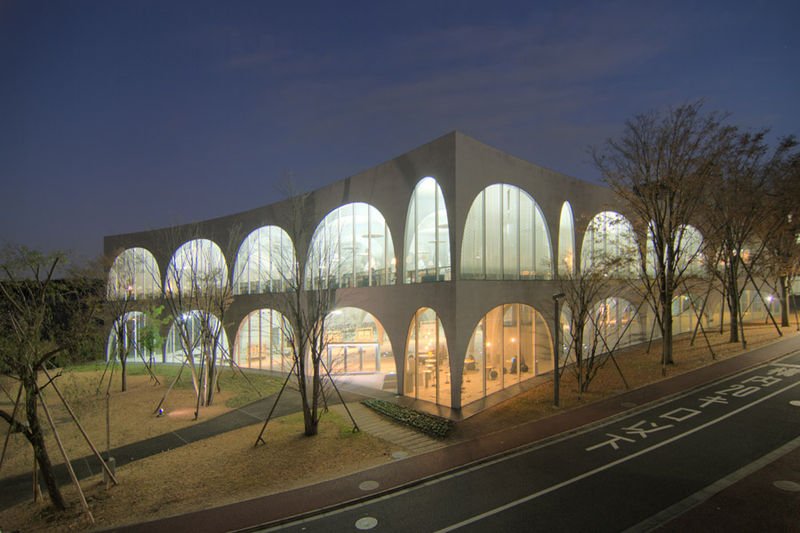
[435,379,800,532]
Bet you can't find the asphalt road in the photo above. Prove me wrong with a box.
[266,351,800,532]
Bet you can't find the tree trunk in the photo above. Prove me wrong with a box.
[780,276,790,328]
[120,358,127,392]
[24,377,66,511]
[728,286,740,343]
[661,281,674,366]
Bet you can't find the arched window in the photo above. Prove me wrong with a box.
[234,309,292,371]
[461,184,552,280]
[324,307,394,388]
[463,303,551,406]
[106,311,155,364]
[108,247,161,299]
[165,239,228,295]
[233,226,296,294]
[306,203,396,289]
[581,211,637,277]
[558,202,575,277]
[404,308,450,406]
[404,177,451,283]
[646,224,705,278]
[586,297,642,350]
[165,310,229,364]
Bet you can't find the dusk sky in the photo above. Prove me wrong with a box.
[1,1,798,263]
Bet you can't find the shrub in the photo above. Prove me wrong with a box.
[362,399,453,439]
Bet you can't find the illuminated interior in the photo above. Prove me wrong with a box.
[108,247,161,299]
[404,177,451,283]
[581,211,637,277]
[558,202,575,276]
[404,308,450,406]
[233,226,296,294]
[306,203,396,289]
[462,303,551,406]
[234,308,293,372]
[165,239,228,294]
[165,310,229,364]
[461,184,552,280]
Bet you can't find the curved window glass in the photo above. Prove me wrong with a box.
[581,211,637,277]
[586,298,642,351]
[165,239,228,295]
[646,224,705,278]
[233,226,296,294]
[306,203,396,289]
[558,202,575,277]
[463,303,551,406]
[324,307,394,389]
[404,177,451,283]
[165,310,229,364]
[106,311,155,364]
[108,247,161,299]
[234,309,292,371]
[404,308,450,406]
[461,184,552,280]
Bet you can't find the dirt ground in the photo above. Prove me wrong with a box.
[1,322,796,531]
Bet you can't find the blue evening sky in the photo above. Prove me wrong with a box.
[1,0,798,262]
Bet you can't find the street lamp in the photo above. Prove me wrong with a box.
[552,292,566,407]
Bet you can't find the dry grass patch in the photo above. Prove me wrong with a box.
[0,410,396,532]
[0,364,280,480]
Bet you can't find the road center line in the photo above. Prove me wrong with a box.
[435,379,800,533]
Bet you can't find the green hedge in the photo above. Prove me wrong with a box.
[362,399,453,439]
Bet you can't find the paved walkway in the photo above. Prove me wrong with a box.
[330,403,446,456]
[107,333,800,532]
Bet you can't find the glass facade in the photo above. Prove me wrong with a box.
[106,311,155,364]
[165,310,229,364]
[581,211,637,277]
[306,203,396,289]
[586,297,642,351]
[461,184,552,280]
[646,224,705,278]
[558,202,575,277]
[165,239,228,295]
[462,303,551,406]
[404,177,451,283]
[404,308,450,406]
[234,309,293,371]
[233,226,296,294]
[324,307,394,384]
[108,247,161,299]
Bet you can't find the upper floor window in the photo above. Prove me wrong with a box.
[404,177,451,283]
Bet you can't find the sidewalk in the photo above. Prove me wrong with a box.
[110,333,800,533]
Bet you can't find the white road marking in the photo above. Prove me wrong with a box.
[435,379,800,532]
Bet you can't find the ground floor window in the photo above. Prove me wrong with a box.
[234,309,292,372]
[404,308,450,406]
[462,303,550,406]
[323,307,394,390]
[165,310,229,364]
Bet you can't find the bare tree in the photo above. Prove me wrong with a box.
[594,102,734,366]
[756,143,800,328]
[700,133,798,344]
[0,247,104,511]
[255,187,358,441]
[103,249,160,392]
[158,227,238,416]
[559,241,634,393]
